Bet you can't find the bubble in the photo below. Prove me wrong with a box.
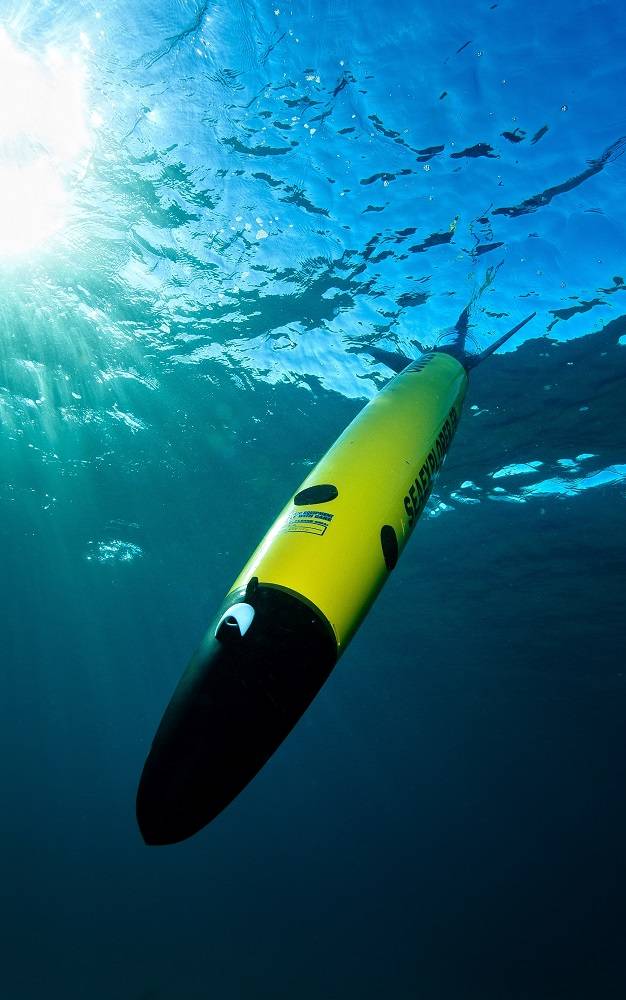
[86,540,143,564]
[561,104,568,112]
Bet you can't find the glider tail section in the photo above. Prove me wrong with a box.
[364,311,537,374]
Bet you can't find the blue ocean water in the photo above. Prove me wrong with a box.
[1,0,626,996]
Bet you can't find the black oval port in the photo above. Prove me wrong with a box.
[215,617,241,642]
[380,525,399,571]
[294,484,338,506]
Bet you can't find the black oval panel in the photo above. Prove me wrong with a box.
[294,484,338,506]
[380,525,399,571]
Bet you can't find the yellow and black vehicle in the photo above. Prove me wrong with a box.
[137,311,535,845]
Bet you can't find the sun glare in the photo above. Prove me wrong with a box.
[0,27,93,258]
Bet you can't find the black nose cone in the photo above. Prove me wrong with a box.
[136,586,337,846]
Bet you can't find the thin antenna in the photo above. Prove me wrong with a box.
[466,312,537,369]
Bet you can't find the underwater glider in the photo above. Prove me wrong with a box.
[136,310,535,845]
